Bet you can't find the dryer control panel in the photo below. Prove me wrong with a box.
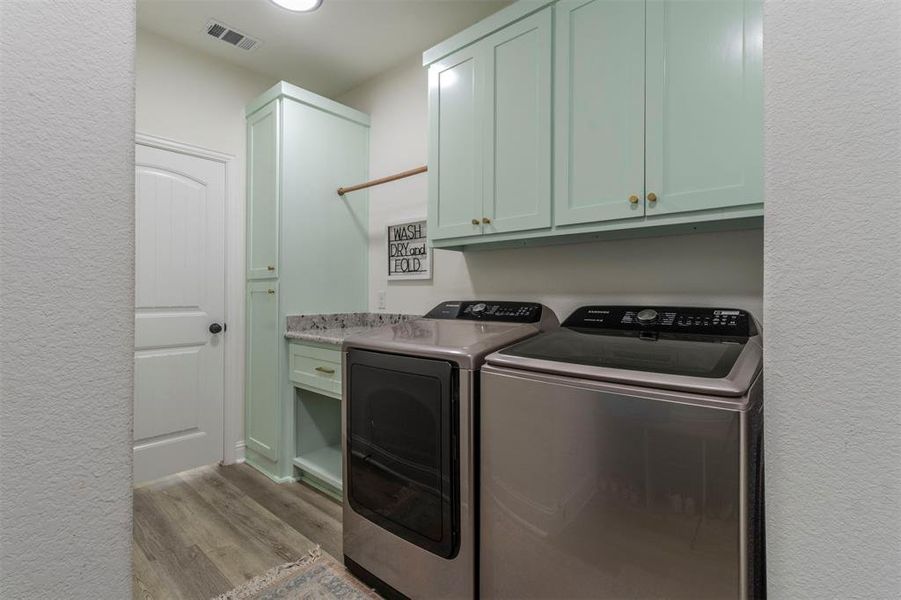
[563,306,756,337]
[425,301,544,323]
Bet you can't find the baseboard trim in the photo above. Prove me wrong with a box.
[244,455,297,484]
[221,441,246,466]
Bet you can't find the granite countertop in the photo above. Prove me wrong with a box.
[285,312,420,346]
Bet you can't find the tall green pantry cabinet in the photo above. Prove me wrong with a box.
[244,82,370,482]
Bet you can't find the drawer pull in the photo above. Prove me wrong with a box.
[315,366,336,374]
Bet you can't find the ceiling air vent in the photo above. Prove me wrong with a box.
[205,19,261,51]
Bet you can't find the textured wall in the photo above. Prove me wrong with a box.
[0,2,135,598]
[339,58,764,321]
[763,2,901,597]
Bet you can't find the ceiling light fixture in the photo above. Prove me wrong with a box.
[270,0,323,12]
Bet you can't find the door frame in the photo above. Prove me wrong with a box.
[135,132,244,467]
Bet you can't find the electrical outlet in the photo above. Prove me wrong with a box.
[377,290,386,310]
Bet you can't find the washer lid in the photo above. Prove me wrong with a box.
[487,309,762,397]
[343,319,544,369]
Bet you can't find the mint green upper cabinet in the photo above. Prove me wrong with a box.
[483,7,552,234]
[423,0,763,250]
[246,281,279,462]
[555,0,646,226]
[428,46,484,240]
[246,99,279,279]
[645,0,763,216]
[429,6,553,241]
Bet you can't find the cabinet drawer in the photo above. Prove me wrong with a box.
[289,343,342,397]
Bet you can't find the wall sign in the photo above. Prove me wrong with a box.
[387,219,431,280]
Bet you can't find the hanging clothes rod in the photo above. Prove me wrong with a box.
[337,165,428,196]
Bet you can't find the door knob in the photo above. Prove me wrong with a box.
[209,323,224,334]
[647,192,658,202]
[629,195,640,204]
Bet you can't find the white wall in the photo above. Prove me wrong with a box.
[0,2,135,598]
[136,28,277,460]
[137,28,276,169]
[763,2,901,598]
[339,58,764,321]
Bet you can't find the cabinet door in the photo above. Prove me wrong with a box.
[645,0,763,215]
[428,45,485,240]
[246,281,279,461]
[555,0,646,226]
[482,7,553,234]
[246,99,279,279]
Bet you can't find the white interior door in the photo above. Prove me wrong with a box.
[134,143,226,484]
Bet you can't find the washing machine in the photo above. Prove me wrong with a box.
[342,300,559,599]
[480,306,765,599]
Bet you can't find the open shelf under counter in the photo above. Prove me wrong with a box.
[293,444,342,493]
[294,381,342,500]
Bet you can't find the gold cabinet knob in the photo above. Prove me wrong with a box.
[482,217,491,224]
[266,288,275,294]
[629,195,640,204]
[472,218,480,225]
[647,192,658,202]
[266,265,275,271]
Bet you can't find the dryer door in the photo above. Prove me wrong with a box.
[345,348,460,558]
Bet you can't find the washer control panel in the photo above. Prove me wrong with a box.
[425,300,543,323]
[563,306,755,337]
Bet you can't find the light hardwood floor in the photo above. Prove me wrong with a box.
[133,463,342,600]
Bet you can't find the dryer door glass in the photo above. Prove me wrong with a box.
[346,349,459,558]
